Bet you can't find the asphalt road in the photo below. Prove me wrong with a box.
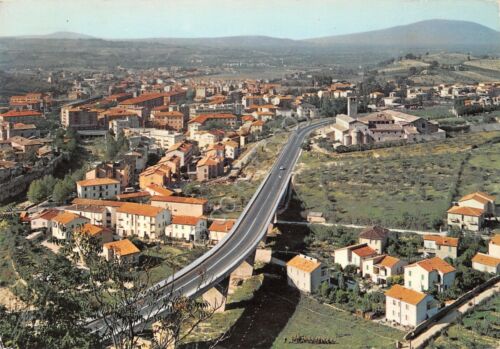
[87,118,332,335]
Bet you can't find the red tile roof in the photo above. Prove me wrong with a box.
[447,206,484,217]
[188,113,236,125]
[423,235,459,247]
[385,285,427,305]
[209,220,234,232]
[151,195,208,205]
[1,110,42,117]
[352,245,377,258]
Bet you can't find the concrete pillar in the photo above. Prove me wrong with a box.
[202,277,229,313]
[231,251,256,280]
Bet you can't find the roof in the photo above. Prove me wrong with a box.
[77,178,120,187]
[188,113,236,125]
[52,211,83,225]
[36,209,61,221]
[209,220,235,232]
[197,156,220,167]
[472,252,500,267]
[172,215,203,226]
[359,226,389,240]
[385,285,427,305]
[287,255,322,273]
[119,93,164,105]
[1,110,42,117]
[447,206,484,217]
[116,203,164,217]
[103,239,140,256]
[76,223,109,237]
[116,191,151,200]
[378,255,401,268]
[145,184,174,197]
[151,195,208,205]
[352,245,377,258]
[490,234,500,246]
[72,198,125,207]
[409,257,456,274]
[424,235,459,247]
[458,192,495,204]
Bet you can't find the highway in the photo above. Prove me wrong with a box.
[87,118,332,334]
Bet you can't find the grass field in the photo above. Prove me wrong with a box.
[464,58,500,72]
[0,221,16,287]
[432,295,499,349]
[294,131,500,230]
[272,297,404,349]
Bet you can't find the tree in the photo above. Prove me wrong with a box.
[27,179,46,204]
[320,281,330,298]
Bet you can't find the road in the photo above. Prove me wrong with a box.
[87,118,333,335]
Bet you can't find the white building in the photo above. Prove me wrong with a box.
[116,202,171,241]
[489,234,500,258]
[333,243,378,270]
[76,178,121,200]
[166,215,207,241]
[404,257,456,293]
[385,285,438,327]
[50,211,89,241]
[286,254,329,294]
[423,235,459,259]
[472,253,500,274]
[362,255,407,285]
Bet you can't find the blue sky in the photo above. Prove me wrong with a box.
[0,0,499,39]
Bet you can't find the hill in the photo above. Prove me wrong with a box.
[15,31,96,40]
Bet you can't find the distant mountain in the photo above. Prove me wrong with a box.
[16,31,96,40]
[304,19,500,48]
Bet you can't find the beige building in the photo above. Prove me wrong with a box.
[471,252,500,274]
[76,178,121,200]
[404,257,456,293]
[358,226,390,254]
[423,235,459,259]
[385,285,438,327]
[447,192,496,231]
[116,203,171,241]
[489,234,500,258]
[286,254,329,294]
[167,216,207,241]
[457,192,496,215]
[362,255,407,285]
[30,209,60,231]
[150,195,208,217]
[208,220,235,244]
[71,198,125,228]
[75,223,113,245]
[102,239,140,264]
[51,211,89,241]
[333,243,378,270]
[65,204,107,228]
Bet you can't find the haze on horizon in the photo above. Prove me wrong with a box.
[0,0,499,39]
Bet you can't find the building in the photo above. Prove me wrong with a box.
[333,243,378,270]
[208,220,235,244]
[129,128,185,150]
[0,110,44,125]
[150,195,208,217]
[307,212,326,224]
[457,192,496,215]
[362,255,407,285]
[0,122,39,140]
[30,209,61,231]
[385,285,439,327]
[61,106,99,130]
[85,161,133,188]
[51,212,89,241]
[196,156,224,181]
[152,111,188,132]
[65,204,108,228]
[139,164,172,189]
[164,142,195,167]
[471,252,500,274]
[71,198,125,228]
[358,226,390,254]
[404,257,456,293]
[167,216,207,241]
[116,191,151,203]
[423,235,459,259]
[489,234,500,258]
[102,239,140,264]
[447,206,485,232]
[188,114,237,135]
[286,254,328,294]
[116,202,171,240]
[75,223,113,245]
[76,178,121,200]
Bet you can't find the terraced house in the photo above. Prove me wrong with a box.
[76,178,121,199]
[116,202,171,240]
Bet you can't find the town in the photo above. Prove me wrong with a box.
[0,3,500,349]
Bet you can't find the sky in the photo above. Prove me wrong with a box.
[0,0,499,39]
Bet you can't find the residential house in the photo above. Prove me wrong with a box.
[139,164,172,189]
[51,212,89,241]
[224,140,240,160]
[164,141,195,168]
[150,195,208,217]
[286,254,329,294]
[447,206,485,232]
[457,192,496,215]
[358,226,390,254]
[65,204,108,228]
[208,220,235,244]
[363,255,407,285]
[85,161,133,188]
[196,156,224,181]
[75,223,113,245]
[0,110,44,126]
[71,198,125,228]
[116,203,171,241]
[404,257,456,293]
[423,235,459,259]
[333,243,378,270]
[471,253,500,274]
[116,191,151,203]
[102,239,140,264]
[167,216,207,241]
[187,113,237,136]
[385,285,439,327]
[76,178,121,200]
[489,234,500,258]
[30,209,61,232]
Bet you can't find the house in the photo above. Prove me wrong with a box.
[85,161,133,188]
[404,257,456,293]
[144,184,174,197]
[76,178,121,200]
[30,209,61,232]
[0,110,44,125]
[75,223,113,245]
[116,203,171,241]
[385,285,439,327]
[71,198,125,228]
[208,220,235,244]
[116,191,151,203]
[102,239,140,264]
[188,113,237,136]
[447,206,485,232]
[167,216,207,241]
[196,156,224,181]
[471,252,500,274]
[423,235,459,259]
[224,140,240,160]
[333,243,378,270]
[489,234,500,258]
[51,212,89,241]
[362,255,407,285]
[358,226,390,254]
[65,204,108,228]
[139,164,172,189]
[150,195,208,217]
[286,254,329,294]
[164,141,194,167]
[457,192,496,215]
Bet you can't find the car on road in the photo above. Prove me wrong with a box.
[279,166,286,170]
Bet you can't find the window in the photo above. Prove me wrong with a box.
[408,271,412,276]
[409,281,412,287]
[421,275,424,280]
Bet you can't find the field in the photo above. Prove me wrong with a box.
[294,131,500,230]
[407,105,500,127]
[378,59,430,74]
[432,295,499,349]
[464,58,500,72]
